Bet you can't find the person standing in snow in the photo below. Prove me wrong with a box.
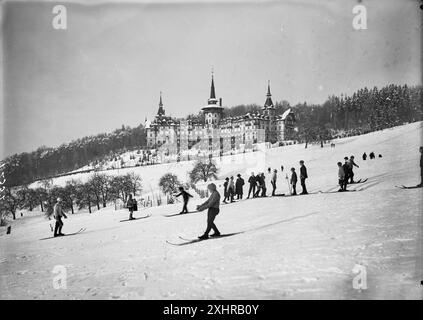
[228,176,235,202]
[126,194,136,220]
[260,173,267,197]
[53,197,68,237]
[235,174,244,200]
[271,169,278,196]
[337,162,347,191]
[348,155,360,183]
[247,172,256,199]
[222,177,229,203]
[343,157,351,185]
[299,160,308,195]
[254,173,262,197]
[174,186,193,214]
[290,167,298,195]
[362,152,367,161]
[196,183,221,240]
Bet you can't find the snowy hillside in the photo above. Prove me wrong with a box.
[1,122,422,299]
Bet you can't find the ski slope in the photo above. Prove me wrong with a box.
[1,122,422,299]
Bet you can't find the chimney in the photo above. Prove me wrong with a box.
[219,98,222,106]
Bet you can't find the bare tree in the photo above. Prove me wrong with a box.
[189,159,219,183]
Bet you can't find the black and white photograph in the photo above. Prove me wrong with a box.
[0,0,422,303]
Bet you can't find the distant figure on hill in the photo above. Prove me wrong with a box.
[378,154,383,158]
[53,197,68,237]
[196,183,221,240]
[299,160,308,195]
[235,174,245,200]
[174,187,193,214]
[126,194,136,220]
[362,152,367,161]
[369,152,375,159]
[290,167,298,195]
[247,172,256,199]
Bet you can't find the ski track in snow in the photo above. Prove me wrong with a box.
[0,122,422,299]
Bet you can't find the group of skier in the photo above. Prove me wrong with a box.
[50,146,423,241]
[337,156,360,192]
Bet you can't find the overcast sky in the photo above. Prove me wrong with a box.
[1,0,421,158]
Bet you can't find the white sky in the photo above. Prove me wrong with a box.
[1,0,421,157]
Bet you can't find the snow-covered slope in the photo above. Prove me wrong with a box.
[1,122,422,299]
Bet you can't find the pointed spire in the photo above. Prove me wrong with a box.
[157,91,165,116]
[264,80,274,109]
[210,74,216,100]
[207,68,218,105]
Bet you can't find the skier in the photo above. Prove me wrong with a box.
[343,157,351,184]
[290,167,297,195]
[348,156,360,183]
[228,176,235,202]
[174,187,193,214]
[53,197,68,237]
[299,160,308,195]
[337,162,347,191]
[222,177,229,203]
[235,174,245,200]
[260,172,267,197]
[419,146,423,187]
[126,194,136,220]
[362,152,367,161]
[369,152,375,159]
[247,172,256,199]
[271,169,278,196]
[196,183,221,240]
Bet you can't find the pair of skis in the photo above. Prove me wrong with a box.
[395,184,422,190]
[119,214,151,222]
[40,227,86,240]
[166,233,242,246]
[164,211,199,218]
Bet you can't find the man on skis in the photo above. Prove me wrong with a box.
[174,186,193,214]
[53,197,68,237]
[196,183,221,240]
[299,160,308,195]
[126,194,136,220]
[348,155,360,183]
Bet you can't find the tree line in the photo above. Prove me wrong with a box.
[0,172,142,225]
[2,125,146,188]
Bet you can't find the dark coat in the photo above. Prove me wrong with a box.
[290,172,298,184]
[235,177,244,194]
[248,175,256,185]
[176,190,193,202]
[343,163,351,175]
[300,165,308,179]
